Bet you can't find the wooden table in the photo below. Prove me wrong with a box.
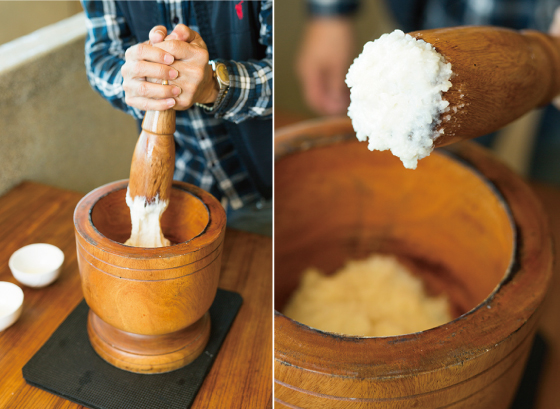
[0,182,272,409]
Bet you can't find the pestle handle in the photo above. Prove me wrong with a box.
[410,27,560,147]
[128,80,176,204]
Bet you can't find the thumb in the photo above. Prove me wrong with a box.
[149,25,167,45]
[166,24,207,49]
[166,24,196,42]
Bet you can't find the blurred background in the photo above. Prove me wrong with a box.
[274,0,554,179]
[0,1,137,197]
[2,0,553,192]
[0,2,82,45]
[274,1,560,408]
[275,0,395,119]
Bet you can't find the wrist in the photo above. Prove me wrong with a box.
[195,61,230,113]
[199,64,219,104]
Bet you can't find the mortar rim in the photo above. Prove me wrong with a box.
[74,179,226,265]
[274,117,552,378]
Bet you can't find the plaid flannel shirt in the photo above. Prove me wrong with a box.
[82,0,273,210]
[308,0,558,31]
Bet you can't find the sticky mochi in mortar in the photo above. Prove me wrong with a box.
[283,255,452,337]
[125,191,170,248]
[346,30,453,169]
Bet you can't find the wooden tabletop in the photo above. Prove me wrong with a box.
[0,182,272,409]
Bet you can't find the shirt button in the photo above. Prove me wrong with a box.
[173,16,179,24]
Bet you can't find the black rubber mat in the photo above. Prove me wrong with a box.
[22,288,243,409]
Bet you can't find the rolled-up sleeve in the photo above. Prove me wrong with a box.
[81,0,143,120]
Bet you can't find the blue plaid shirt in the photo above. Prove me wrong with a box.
[82,0,272,210]
[308,0,558,31]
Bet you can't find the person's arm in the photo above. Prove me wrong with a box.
[151,0,273,123]
[297,0,359,115]
[214,0,273,123]
[81,0,178,116]
[82,0,141,119]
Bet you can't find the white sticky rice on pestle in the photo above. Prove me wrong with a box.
[346,29,453,169]
[125,190,171,248]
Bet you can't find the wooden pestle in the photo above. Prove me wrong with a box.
[128,80,176,205]
[410,26,560,147]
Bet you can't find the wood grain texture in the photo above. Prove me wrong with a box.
[87,310,211,374]
[0,182,272,408]
[74,179,226,373]
[142,109,176,136]
[75,180,225,337]
[274,118,552,408]
[128,108,176,204]
[275,108,560,409]
[410,27,560,147]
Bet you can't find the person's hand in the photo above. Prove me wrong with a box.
[152,24,219,111]
[550,7,560,109]
[121,26,181,111]
[296,18,356,115]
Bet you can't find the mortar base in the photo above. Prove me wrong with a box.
[87,310,211,374]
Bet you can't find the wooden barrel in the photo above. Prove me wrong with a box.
[274,117,552,408]
[74,180,226,373]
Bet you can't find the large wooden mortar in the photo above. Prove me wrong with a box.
[74,180,226,374]
[274,117,552,408]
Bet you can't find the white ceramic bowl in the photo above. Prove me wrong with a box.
[0,282,24,331]
[9,243,64,288]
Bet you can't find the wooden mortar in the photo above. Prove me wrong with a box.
[274,117,552,408]
[74,180,226,374]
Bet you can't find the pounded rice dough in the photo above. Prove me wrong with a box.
[283,255,452,337]
[125,190,171,248]
[346,30,453,169]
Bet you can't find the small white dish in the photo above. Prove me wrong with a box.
[0,282,24,331]
[9,243,64,288]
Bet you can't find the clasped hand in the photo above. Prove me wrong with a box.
[121,24,219,111]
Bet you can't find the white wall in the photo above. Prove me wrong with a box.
[0,13,138,196]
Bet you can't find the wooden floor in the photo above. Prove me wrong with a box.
[0,182,272,409]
